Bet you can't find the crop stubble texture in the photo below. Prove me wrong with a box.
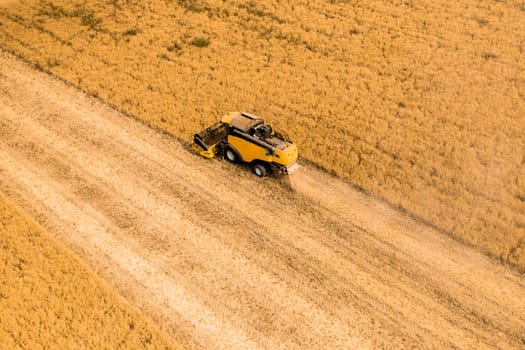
[0,194,176,349]
[0,0,524,270]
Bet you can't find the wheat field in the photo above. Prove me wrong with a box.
[0,193,176,348]
[0,0,524,273]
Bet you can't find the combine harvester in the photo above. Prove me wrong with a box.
[192,112,299,177]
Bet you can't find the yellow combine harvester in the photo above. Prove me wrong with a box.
[192,112,299,177]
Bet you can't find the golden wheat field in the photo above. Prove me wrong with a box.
[0,0,524,272]
[2,7,525,346]
[0,194,176,349]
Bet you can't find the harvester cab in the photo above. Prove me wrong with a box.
[192,112,299,177]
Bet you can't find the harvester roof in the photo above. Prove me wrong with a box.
[222,112,263,133]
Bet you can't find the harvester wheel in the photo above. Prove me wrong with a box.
[224,146,239,163]
[252,163,267,177]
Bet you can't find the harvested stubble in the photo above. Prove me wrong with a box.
[0,194,176,349]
